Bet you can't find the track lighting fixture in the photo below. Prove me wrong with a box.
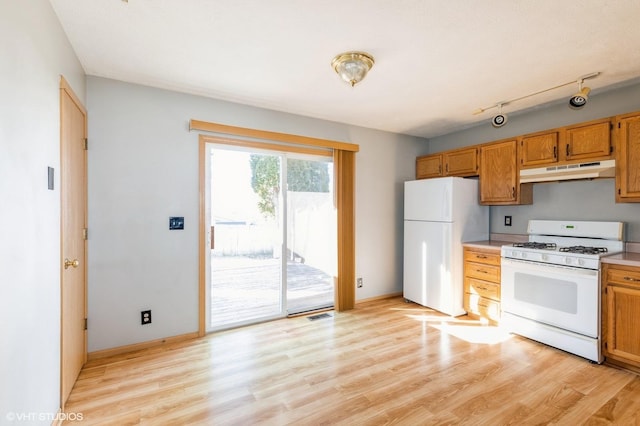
[473,72,600,127]
[569,80,591,109]
[491,104,508,128]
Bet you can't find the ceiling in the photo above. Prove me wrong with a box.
[49,0,640,139]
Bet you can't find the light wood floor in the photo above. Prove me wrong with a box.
[64,297,640,425]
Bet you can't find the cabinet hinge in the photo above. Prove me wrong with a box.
[604,342,607,350]
[618,122,621,129]
[610,145,613,154]
[618,188,621,195]
[84,138,88,150]
[84,318,88,330]
[83,228,88,240]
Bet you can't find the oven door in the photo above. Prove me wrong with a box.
[501,258,599,338]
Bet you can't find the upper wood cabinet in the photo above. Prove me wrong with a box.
[416,153,442,179]
[479,140,533,205]
[563,119,612,162]
[443,147,478,177]
[416,147,479,179]
[616,112,640,202]
[519,131,559,167]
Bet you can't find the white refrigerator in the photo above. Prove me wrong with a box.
[403,177,489,316]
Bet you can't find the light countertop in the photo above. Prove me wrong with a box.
[601,252,640,268]
[462,240,511,250]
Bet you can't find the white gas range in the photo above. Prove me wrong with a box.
[500,220,624,363]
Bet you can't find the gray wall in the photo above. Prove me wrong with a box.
[0,1,86,422]
[86,77,425,352]
[427,83,640,241]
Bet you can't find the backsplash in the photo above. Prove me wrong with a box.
[490,178,640,242]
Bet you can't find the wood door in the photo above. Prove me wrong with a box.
[479,140,518,204]
[606,284,640,365]
[60,78,87,407]
[564,120,611,161]
[416,154,442,179]
[616,114,640,201]
[520,131,559,167]
[443,147,478,176]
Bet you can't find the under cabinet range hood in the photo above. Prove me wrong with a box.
[519,159,616,183]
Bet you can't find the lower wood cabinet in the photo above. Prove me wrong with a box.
[463,246,501,323]
[603,263,640,372]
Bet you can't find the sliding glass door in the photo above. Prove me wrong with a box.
[207,146,335,331]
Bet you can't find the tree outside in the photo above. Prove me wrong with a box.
[250,155,330,219]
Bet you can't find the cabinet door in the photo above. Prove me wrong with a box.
[520,132,559,167]
[444,147,478,177]
[416,154,442,179]
[616,114,640,201]
[564,120,612,161]
[479,140,531,205]
[606,284,640,364]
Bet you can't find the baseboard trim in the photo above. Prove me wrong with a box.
[87,332,199,361]
[356,292,403,305]
[51,407,63,426]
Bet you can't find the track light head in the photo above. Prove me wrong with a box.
[569,86,591,109]
[491,103,508,127]
[491,113,508,127]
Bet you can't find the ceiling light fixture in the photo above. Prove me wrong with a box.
[473,72,600,126]
[331,51,375,87]
[569,80,591,109]
[491,104,508,128]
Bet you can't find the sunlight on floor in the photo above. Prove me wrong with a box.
[428,322,512,344]
[393,306,513,345]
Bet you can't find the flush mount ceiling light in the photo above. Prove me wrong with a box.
[331,51,375,87]
[473,72,600,126]
[569,79,592,109]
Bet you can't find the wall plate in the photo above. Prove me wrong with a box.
[169,217,184,230]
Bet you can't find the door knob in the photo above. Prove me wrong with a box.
[64,258,79,269]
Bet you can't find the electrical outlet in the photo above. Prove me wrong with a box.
[357,277,363,288]
[141,310,152,325]
[505,215,512,226]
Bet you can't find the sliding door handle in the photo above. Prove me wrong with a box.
[210,226,215,250]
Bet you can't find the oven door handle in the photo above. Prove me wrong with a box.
[501,257,599,277]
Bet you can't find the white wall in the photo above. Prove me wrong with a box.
[86,77,424,352]
[427,82,640,241]
[0,1,86,424]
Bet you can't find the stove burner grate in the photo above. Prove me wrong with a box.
[558,246,609,255]
[513,242,557,250]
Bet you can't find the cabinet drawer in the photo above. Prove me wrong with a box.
[465,277,500,301]
[463,250,501,266]
[607,267,640,288]
[464,294,501,322]
[465,262,500,283]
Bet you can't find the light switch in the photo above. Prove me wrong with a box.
[169,217,184,230]
[48,167,54,190]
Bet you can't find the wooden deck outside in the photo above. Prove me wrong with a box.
[211,255,334,328]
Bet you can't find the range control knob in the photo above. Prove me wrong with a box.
[541,254,548,261]
[565,257,572,265]
[578,258,585,266]
[522,252,527,259]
